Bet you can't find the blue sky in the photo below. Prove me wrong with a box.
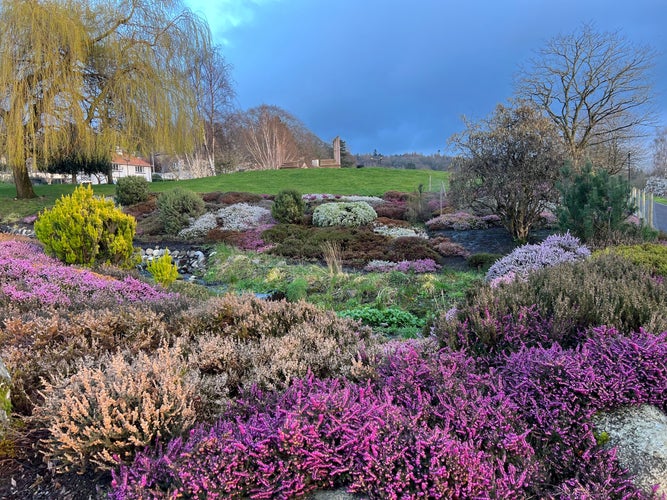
[184,0,667,157]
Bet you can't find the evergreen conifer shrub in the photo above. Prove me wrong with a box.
[557,163,636,243]
[271,189,304,224]
[115,176,150,206]
[157,188,205,235]
[147,250,179,287]
[34,185,136,268]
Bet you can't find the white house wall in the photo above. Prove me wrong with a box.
[77,164,152,184]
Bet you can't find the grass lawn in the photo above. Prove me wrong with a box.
[0,167,447,223]
[656,196,667,204]
[153,167,447,195]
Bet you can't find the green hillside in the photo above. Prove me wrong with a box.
[0,167,448,223]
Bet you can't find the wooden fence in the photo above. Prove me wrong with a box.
[631,187,655,229]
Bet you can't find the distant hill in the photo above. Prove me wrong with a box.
[355,152,452,171]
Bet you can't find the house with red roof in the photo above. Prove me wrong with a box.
[110,153,152,183]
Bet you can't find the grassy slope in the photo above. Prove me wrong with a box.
[0,168,448,223]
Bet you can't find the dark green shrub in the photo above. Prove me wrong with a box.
[115,176,150,206]
[435,253,667,352]
[157,188,205,235]
[467,253,502,271]
[557,163,635,244]
[386,236,441,262]
[35,185,137,268]
[263,224,390,266]
[271,190,305,224]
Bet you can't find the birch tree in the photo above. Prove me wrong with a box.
[0,0,211,198]
[190,44,235,175]
[241,105,300,170]
[652,128,667,176]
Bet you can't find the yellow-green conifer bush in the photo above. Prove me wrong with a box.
[34,185,137,268]
[147,249,179,288]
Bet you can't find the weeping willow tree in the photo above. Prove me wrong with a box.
[0,0,211,198]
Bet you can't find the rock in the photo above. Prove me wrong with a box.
[593,404,667,496]
[138,246,207,278]
[308,488,367,500]
[0,356,11,424]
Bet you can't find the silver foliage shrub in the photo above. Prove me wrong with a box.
[312,201,377,227]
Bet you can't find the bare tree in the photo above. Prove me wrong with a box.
[652,128,667,176]
[449,101,564,242]
[190,44,235,175]
[517,24,655,173]
[0,0,211,198]
[241,106,299,170]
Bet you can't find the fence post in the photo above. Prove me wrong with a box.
[648,192,654,229]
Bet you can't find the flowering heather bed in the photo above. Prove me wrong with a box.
[486,232,591,286]
[0,240,178,309]
[111,328,667,499]
[372,223,428,239]
[426,211,501,231]
[302,193,385,206]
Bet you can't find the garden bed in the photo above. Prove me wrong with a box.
[2,187,667,498]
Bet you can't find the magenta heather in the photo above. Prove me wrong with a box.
[0,240,178,309]
[110,327,666,499]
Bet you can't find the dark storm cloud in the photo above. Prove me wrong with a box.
[186,0,667,157]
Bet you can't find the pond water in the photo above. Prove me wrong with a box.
[432,227,555,256]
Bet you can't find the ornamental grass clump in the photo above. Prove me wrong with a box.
[312,201,377,227]
[486,232,591,286]
[112,329,667,498]
[34,184,136,268]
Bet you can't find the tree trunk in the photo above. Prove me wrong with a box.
[12,165,37,199]
[106,166,113,184]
